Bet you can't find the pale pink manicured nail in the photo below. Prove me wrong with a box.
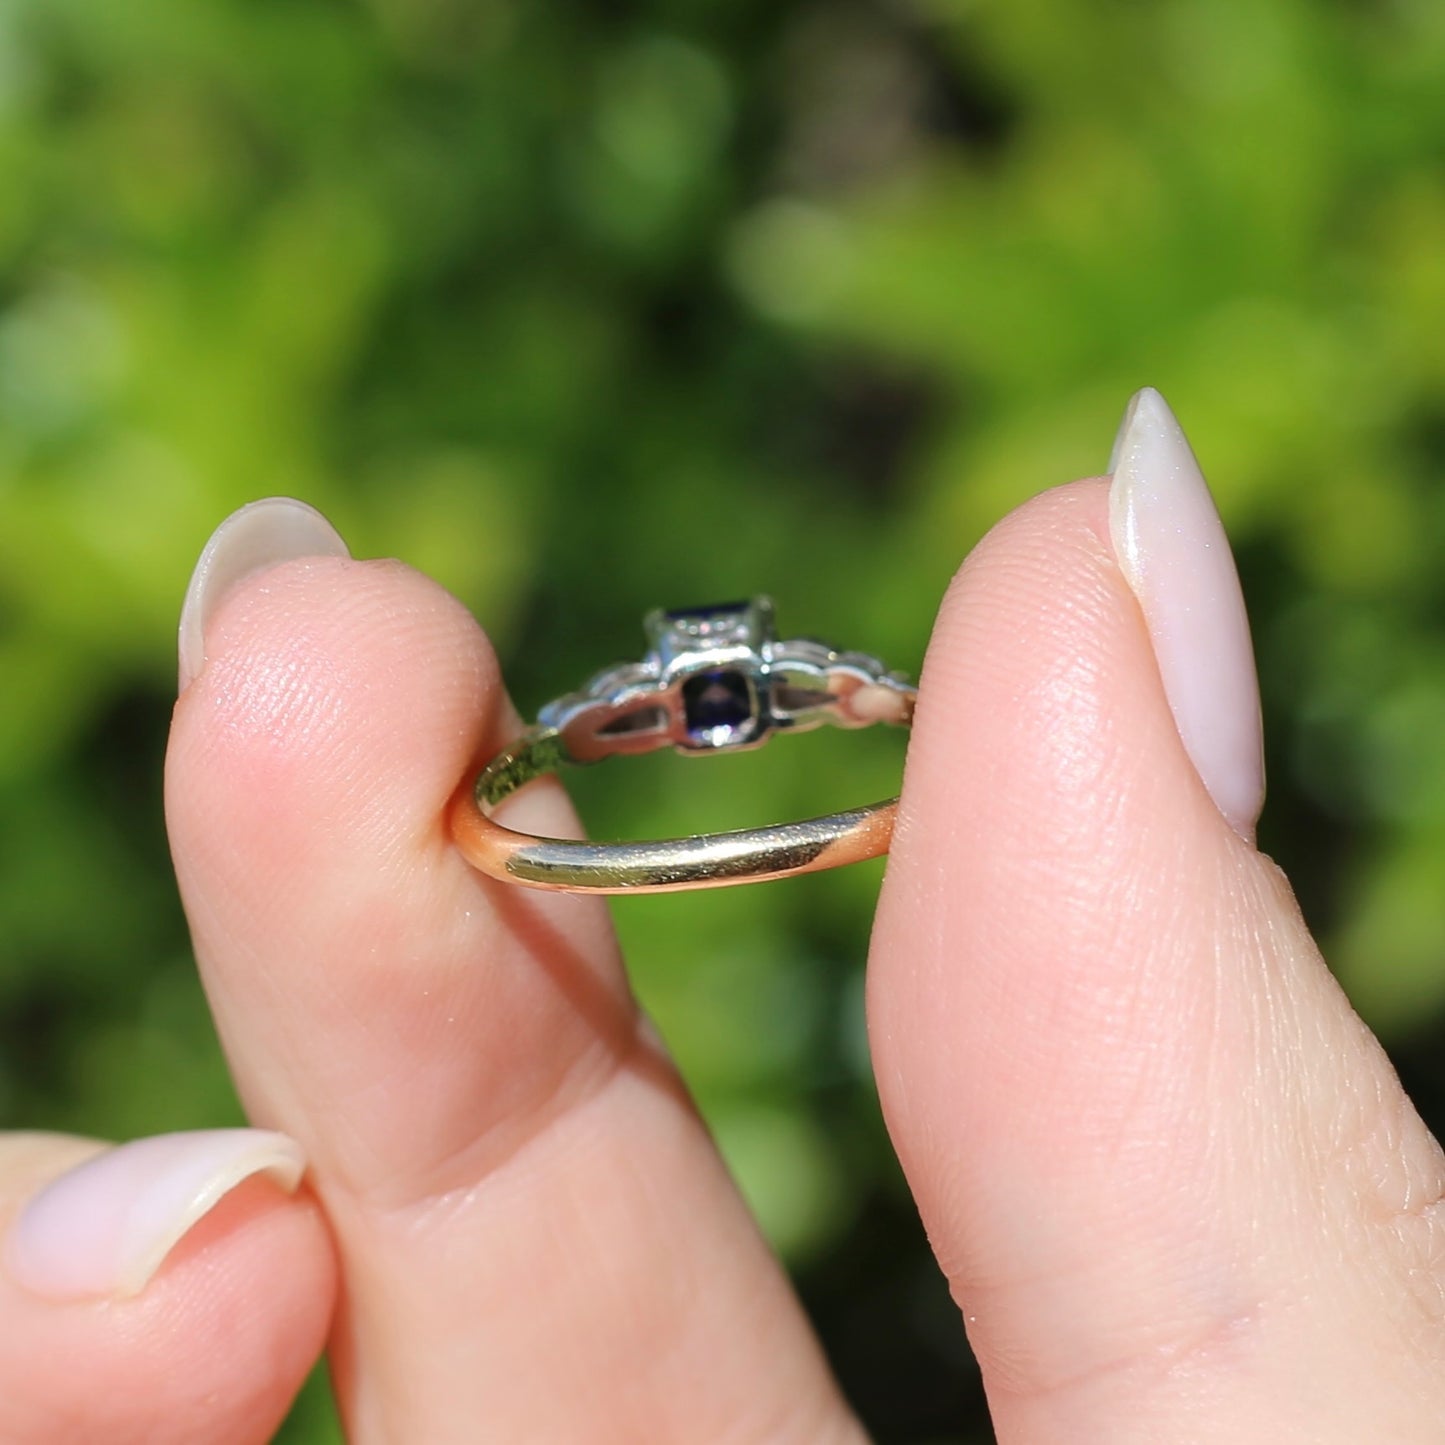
[1108,388,1265,838]
[178,497,350,692]
[4,1129,306,1301]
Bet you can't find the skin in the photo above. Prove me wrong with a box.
[2,477,1444,1442]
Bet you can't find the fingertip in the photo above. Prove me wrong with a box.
[1108,389,1265,838]
[162,534,624,1209]
[873,475,1192,1124]
[887,476,1215,938]
[867,476,1270,1400]
[0,1136,335,1444]
[6,1129,307,1302]
[171,554,511,845]
[178,497,352,694]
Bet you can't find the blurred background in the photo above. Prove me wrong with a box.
[3,0,1445,1439]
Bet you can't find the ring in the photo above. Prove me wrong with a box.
[449,597,916,893]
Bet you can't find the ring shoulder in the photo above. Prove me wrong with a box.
[767,639,915,732]
[538,658,677,763]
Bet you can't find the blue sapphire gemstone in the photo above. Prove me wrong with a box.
[664,601,749,623]
[681,668,754,744]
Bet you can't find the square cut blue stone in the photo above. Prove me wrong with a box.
[681,668,754,744]
[664,601,749,623]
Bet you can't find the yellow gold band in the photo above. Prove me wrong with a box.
[449,725,905,894]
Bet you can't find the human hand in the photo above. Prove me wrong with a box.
[2,390,1442,1442]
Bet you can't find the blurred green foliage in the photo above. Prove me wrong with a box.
[2,0,1445,1439]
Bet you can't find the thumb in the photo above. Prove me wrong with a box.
[869,391,1445,1442]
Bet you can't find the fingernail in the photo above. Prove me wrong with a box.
[4,1129,306,1302]
[178,497,349,692]
[1108,388,1265,838]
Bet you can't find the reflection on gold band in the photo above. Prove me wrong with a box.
[450,724,905,894]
